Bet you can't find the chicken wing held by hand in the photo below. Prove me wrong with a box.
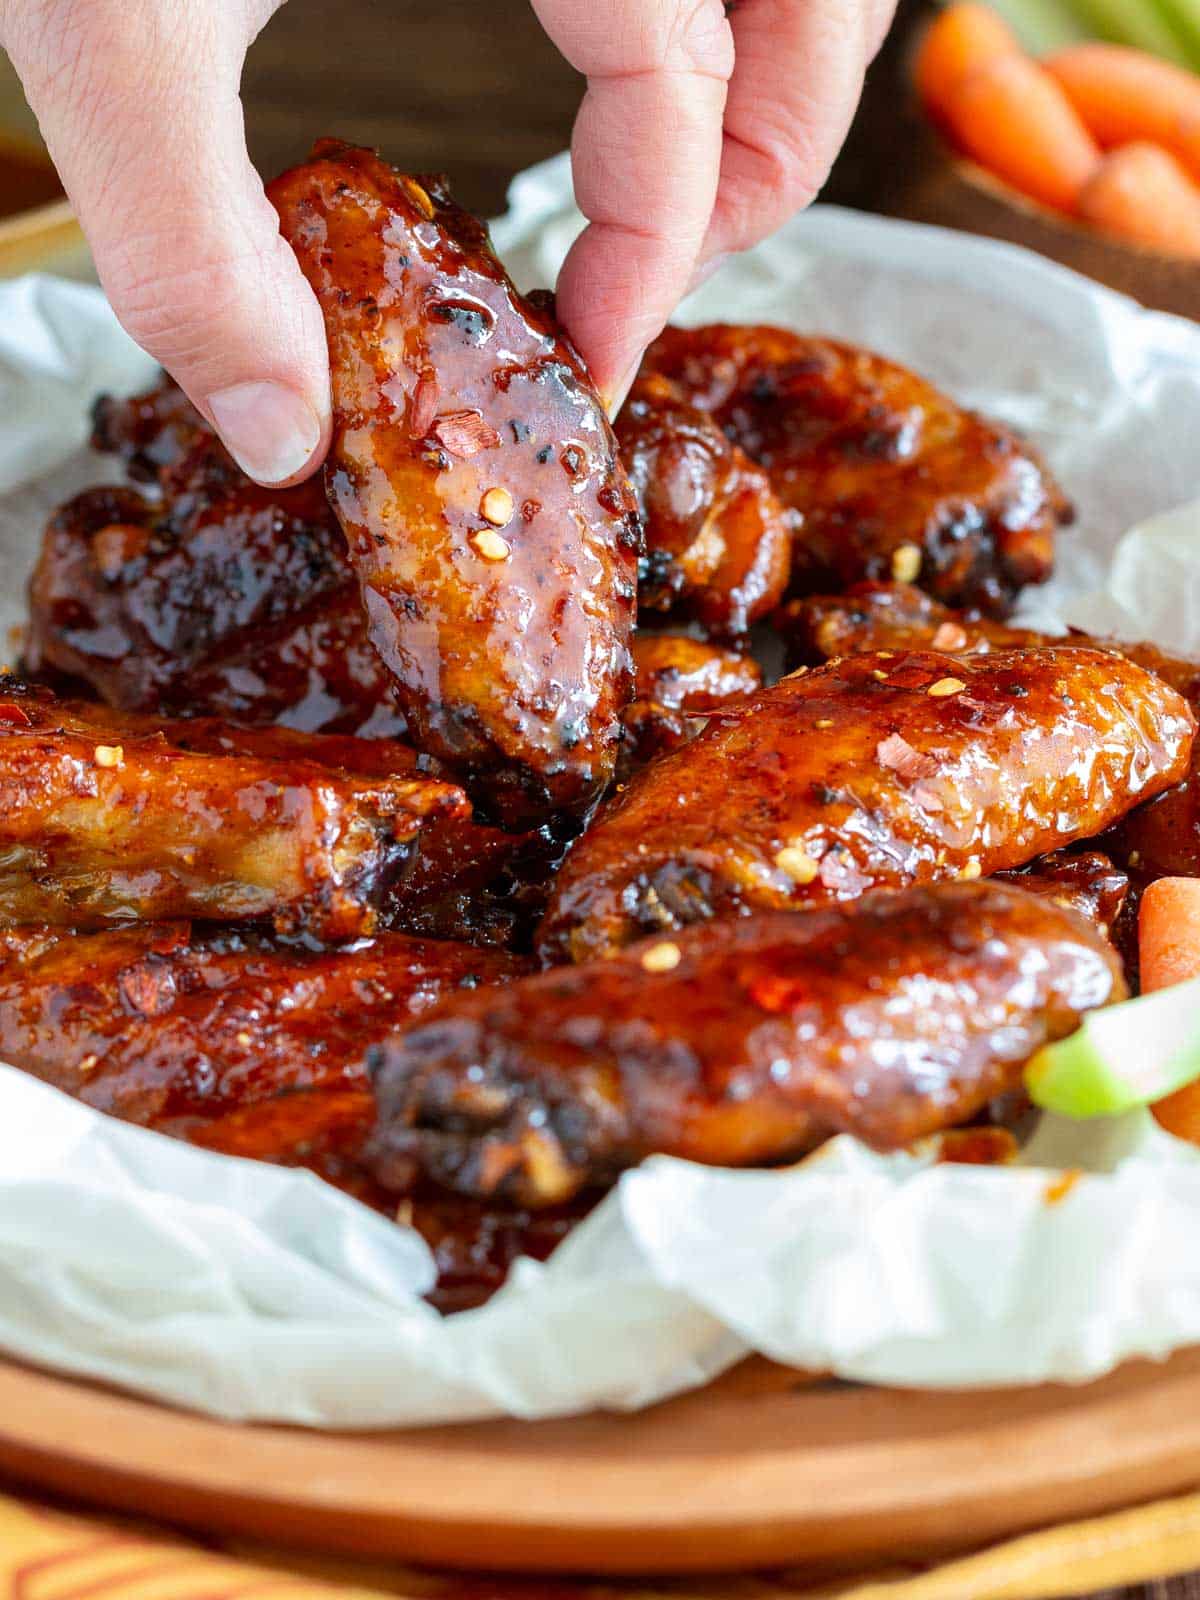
[538,645,1194,962]
[0,922,524,1168]
[640,326,1071,616]
[269,141,640,827]
[367,881,1123,1207]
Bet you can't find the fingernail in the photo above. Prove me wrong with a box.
[207,381,324,485]
[603,358,643,422]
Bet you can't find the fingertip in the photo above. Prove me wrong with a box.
[205,379,329,487]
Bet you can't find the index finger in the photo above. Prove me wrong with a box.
[532,0,734,407]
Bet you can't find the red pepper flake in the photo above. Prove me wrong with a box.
[0,701,30,726]
[409,370,439,438]
[876,732,937,781]
[430,410,501,458]
[748,974,808,1013]
[931,621,969,652]
[819,849,868,895]
[118,958,177,1018]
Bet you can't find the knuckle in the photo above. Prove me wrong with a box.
[666,0,736,78]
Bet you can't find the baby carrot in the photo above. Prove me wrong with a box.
[914,3,1023,122]
[1077,142,1200,256]
[1142,878,1200,995]
[1046,43,1200,183]
[941,54,1101,211]
[1142,879,1200,1140]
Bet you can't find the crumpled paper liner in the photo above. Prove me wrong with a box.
[0,153,1198,1425]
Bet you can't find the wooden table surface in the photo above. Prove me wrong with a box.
[0,5,1192,1597]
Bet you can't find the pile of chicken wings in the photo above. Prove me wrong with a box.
[6,142,1196,1308]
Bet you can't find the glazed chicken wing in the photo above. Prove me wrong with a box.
[0,922,523,1167]
[995,849,1130,939]
[640,326,1071,616]
[539,645,1193,962]
[784,583,1200,913]
[23,401,402,733]
[621,632,762,776]
[0,677,490,940]
[368,882,1123,1207]
[784,582,1200,705]
[616,373,792,638]
[269,141,640,826]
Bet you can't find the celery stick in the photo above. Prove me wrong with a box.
[1064,0,1195,64]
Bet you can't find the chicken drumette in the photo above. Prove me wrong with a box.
[0,676,526,941]
[616,373,792,639]
[639,326,1072,616]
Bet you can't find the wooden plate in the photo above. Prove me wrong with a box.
[3,1348,1200,1574]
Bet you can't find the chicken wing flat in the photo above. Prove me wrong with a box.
[0,677,476,940]
[784,583,1200,913]
[269,141,640,826]
[368,881,1123,1206]
[621,632,762,775]
[538,645,1193,962]
[616,374,791,638]
[640,326,1071,615]
[0,922,524,1166]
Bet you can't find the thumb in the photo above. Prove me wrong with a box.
[5,0,330,486]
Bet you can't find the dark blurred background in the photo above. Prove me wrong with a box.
[0,0,921,245]
[238,0,916,218]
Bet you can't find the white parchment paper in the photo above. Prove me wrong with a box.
[1,153,1200,1425]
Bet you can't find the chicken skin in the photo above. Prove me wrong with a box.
[367,881,1123,1207]
[996,849,1130,939]
[0,676,490,941]
[538,646,1194,963]
[783,583,1200,913]
[784,581,1200,704]
[639,326,1071,616]
[621,633,762,776]
[269,141,640,827]
[0,922,524,1167]
[24,402,403,734]
[616,374,792,638]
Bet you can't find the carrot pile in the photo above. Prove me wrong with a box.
[914,5,1200,258]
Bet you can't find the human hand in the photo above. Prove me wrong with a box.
[533,0,897,408]
[0,0,330,486]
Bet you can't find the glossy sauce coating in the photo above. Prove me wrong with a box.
[783,582,1200,915]
[616,374,791,638]
[621,632,762,776]
[26,417,365,722]
[0,677,470,940]
[368,882,1124,1206]
[640,326,1071,615]
[995,848,1129,939]
[0,922,524,1166]
[270,141,640,826]
[538,645,1194,962]
[783,581,1200,703]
